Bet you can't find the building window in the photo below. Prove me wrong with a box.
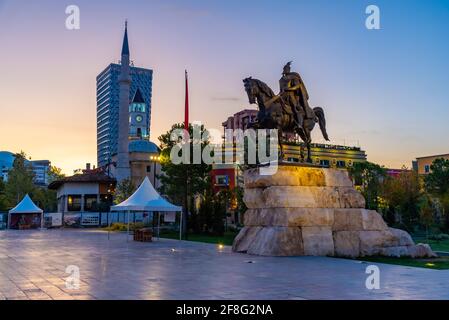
[424,165,430,173]
[67,195,81,212]
[129,103,146,112]
[146,166,151,173]
[336,160,346,168]
[319,159,330,167]
[215,175,229,186]
[84,195,98,212]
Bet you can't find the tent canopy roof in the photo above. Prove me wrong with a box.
[111,177,182,212]
[9,194,43,214]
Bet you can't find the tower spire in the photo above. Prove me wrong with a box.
[121,20,129,56]
[116,21,131,182]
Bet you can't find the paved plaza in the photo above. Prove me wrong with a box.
[0,229,448,300]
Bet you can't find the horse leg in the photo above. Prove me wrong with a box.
[278,129,284,162]
[304,126,313,163]
[307,141,312,163]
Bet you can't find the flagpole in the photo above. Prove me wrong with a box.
[184,69,189,132]
[182,70,189,241]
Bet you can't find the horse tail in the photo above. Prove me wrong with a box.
[313,107,329,141]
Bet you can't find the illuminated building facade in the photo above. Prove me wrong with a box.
[413,153,449,175]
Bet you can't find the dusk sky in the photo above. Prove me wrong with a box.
[0,0,448,174]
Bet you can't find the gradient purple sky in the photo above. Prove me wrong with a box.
[0,0,448,174]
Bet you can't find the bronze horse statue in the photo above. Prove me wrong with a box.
[243,77,329,163]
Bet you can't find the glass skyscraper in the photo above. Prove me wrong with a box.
[96,63,153,167]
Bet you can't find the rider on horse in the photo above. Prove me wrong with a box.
[279,61,317,128]
[242,64,329,163]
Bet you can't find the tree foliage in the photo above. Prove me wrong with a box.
[420,195,435,236]
[2,152,61,212]
[113,178,136,205]
[33,187,58,212]
[4,151,35,205]
[425,158,449,195]
[192,187,229,236]
[423,158,449,231]
[381,170,422,227]
[32,165,66,212]
[349,161,386,211]
[234,185,247,225]
[0,179,8,211]
[48,165,65,184]
[158,123,212,235]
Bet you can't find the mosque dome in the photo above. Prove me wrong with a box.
[128,140,160,154]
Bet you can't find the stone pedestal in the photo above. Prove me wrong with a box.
[232,165,435,258]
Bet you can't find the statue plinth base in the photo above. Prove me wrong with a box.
[233,165,436,258]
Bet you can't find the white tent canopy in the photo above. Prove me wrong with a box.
[9,194,43,214]
[109,177,182,241]
[111,177,182,212]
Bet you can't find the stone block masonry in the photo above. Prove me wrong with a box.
[233,165,435,258]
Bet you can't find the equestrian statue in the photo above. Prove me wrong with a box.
[243,62,329,163]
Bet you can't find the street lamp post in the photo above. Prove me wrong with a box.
[153,158,157,188]
[149,155,160,189]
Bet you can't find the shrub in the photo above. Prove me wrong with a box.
[105,222,146,232]
[429,233,449,241]
[227,225,241,233]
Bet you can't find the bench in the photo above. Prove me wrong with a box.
[134,228,153,242]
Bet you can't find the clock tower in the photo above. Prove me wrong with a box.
[129,88,148,140]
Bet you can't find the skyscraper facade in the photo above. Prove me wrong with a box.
[96,27,153,168]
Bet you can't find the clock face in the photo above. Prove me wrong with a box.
[136,115,143,123]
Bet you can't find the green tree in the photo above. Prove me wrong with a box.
[425,158,449,231]
[113,178,136,204]
[158,123,212,237]
[234,185,247,226]
[349,161,386,211]
[33,187,57,212]
[48,165,65,184]
[5,151,35,205]
[195,188,213,233]
[381,170,422,228]
[212,190,231,235]
[193,187,228,236]
[1,153,61,212]
[425,158,449,194]
[439,194,449,231]
[0,179,8,211]
[29,165,65,212]
[420,195,435,239]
